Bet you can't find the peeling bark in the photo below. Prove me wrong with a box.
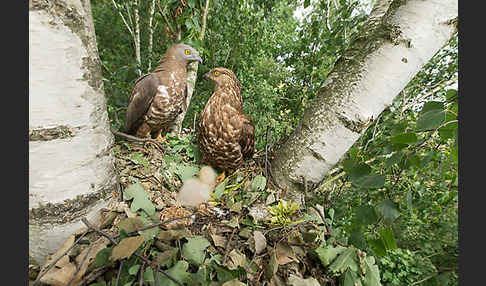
[270,0,458,200]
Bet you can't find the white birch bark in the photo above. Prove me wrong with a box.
[147,0,156,71]
[29,0,117,265]
[270,0,458,198]
[133,0,142,76]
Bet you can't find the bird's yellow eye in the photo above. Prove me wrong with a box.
[214,71,220,76]
[185,49,191,55]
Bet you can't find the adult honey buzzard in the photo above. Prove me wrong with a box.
[198,67,255,172]
[124,43,202,139]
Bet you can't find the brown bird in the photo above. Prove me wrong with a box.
[198,67,255,179]
[124,43,202,140]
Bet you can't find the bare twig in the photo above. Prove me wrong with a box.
[112,213,195,239]
[81,218,184,286]
[111,0,134,36]
[33,231,89,286]
[115,260,124,286]
[154,265,160,286]
[111,128,167,151]
[133,0,141,76]
[66,244,94,286]
[199,0,210,40]
[139,262,146,286]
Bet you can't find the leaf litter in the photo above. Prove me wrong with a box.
[31,133,383,285]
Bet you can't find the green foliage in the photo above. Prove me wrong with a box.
[378,248,440,286]
[266,199,302,226]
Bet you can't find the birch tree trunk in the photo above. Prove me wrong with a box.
[170,0,211,135]
[29,0,117,265]
[270,0,458,200]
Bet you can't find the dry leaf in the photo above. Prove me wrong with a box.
[41,234,75,270]
[110,235,145,261]
[210,233,227,248]
[69,237,110,286]
[276,242,298,265]
[39,262,76,286]
[253,230,267,255]
[226,249,247,270]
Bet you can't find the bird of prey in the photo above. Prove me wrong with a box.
[124,43,202,140]
[198,67,255,176]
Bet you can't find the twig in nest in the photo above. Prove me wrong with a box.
[66,244,94,286]
[33,231,89,286]
[111,128,167,152]
[139,262,146,286]
[78,266,110,286]
[115,260,124,286]
[113,213,196,239]
[222,214,243,264]
[81,218,184,286]
[154,265,160,286]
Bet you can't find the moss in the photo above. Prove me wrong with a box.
[29,125,76,141]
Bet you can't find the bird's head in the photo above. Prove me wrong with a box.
[172,43,202,64]
[204,67,241,91]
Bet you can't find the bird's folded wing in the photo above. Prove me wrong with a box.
[124,74,160,133]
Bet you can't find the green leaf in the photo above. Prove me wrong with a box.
[348,164,384,189]
[159,261,191,286]
[250,175,267,192]
[354,206,379,227]
[368,239,386,257]
[445,89,457,101]
[214,180,227,199]
[385,152,404,168]
[94,247,112,267]
[213,263,239,282]
[376,200,400,224]
[416,109,446,131]
[405,154,421,169]
[128,264,141,275]
[182,236,210,265]
[352,174,385,189]
[328,247,359,274]
[342,268,362,286]
[185,18,193,29]
[421,101,444,113]
[181,164,200,182]
[187,0,196,9]
[362,256,382,286]
[304,0,311,8]
[129,152,149,167]
[379,227,397,250]
[123,183,155,216]
[391,132,418,145]
[349,231,366,249]
[315,245,347,267]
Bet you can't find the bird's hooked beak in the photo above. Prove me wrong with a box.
[203,72,211,80]
[196,54,203,64]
